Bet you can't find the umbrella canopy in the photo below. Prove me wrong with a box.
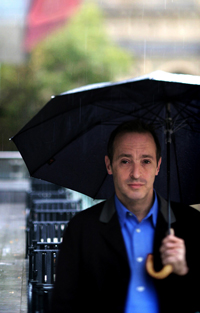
[12,70,200,204]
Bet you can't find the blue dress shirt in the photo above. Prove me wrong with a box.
[115,193,160,313]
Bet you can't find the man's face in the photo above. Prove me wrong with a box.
[105,132,161,208]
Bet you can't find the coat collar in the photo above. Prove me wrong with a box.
[157,193,176,224]
[99,195,116,223]
[99,193,176,225]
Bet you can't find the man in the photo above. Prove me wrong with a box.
[51,120,200,313]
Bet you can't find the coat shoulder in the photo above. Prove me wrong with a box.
[171,201,200,220]
[69,200,105,226]
[171,201,200,236]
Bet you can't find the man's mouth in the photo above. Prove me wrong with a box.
[128,183,144,188]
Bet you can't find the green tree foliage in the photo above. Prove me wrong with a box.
[31,2,132,100]
[0,2,133,150]
[0,64,42,151]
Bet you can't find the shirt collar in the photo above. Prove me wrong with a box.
[115,191,158,228]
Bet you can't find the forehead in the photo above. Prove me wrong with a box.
[113,132,157,155]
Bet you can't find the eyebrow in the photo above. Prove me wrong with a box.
[141,154,154,159]
[116,154,154,160]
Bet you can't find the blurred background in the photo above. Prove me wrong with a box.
[0,1,200,312]
[1,0,200,152]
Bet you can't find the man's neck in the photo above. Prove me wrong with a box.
[118,192,155,223]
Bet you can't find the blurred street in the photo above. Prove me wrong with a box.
[0,202,27,313]
[0,152,97,313]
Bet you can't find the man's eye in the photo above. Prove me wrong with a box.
[121,160,129,164]
[143,159,151,164]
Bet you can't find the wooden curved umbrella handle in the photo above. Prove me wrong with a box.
[146,254,173,279]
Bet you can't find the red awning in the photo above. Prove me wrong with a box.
[24,0,82,52]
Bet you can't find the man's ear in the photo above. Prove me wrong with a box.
[156,157,162,176]
[105,156,113,175]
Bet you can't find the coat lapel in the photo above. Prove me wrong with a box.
[99,196,129,264]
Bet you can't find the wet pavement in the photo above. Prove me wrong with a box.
[0,202,27,313]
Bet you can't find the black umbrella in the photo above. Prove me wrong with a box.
[12,70,200,207]
[12,70,200,279]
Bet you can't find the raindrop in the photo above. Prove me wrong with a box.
[143,39,146,73]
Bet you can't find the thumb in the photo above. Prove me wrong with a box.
[170,228,175,236]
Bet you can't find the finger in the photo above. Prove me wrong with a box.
[161,246,184,257]
[163,238,184,248]
[163,236,184,248]
[160,240,184,255]
[162,249,186,264]
[160,237,185,256]
[162,232,185,247]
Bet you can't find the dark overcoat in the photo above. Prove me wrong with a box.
[51,194,200,313]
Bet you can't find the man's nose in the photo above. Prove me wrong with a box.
[130,163,141,179]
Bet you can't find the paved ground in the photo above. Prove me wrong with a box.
[0,202,27,313]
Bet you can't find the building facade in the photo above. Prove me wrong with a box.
[96,0,200,77]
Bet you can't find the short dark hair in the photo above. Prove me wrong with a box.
[107,119,161,164]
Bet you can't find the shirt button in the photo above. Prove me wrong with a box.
[136,286,145,292]
[136,228,141,233]
[136,257,143,262]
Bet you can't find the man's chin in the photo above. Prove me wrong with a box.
[125,190,146,202]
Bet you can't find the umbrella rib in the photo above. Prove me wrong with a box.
[166,101,200,133]
[91,100,164,125]
[124,91,166,124]
[95,99,161,123]
[181,106,200,131]
[132,101,166,127]
[96,84,167,124]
